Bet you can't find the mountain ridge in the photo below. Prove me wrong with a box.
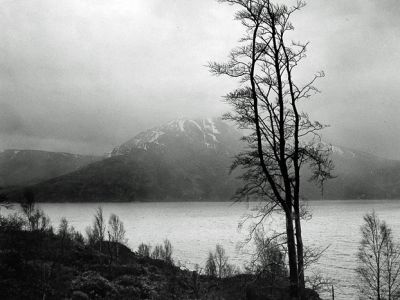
[3,118,400,202]
[0,149,102,187]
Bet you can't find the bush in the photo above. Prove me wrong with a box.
[71,271,117,298]
[72,290,89,300]
[0,213,25,232]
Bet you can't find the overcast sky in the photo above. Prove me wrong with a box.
[1,0,400,158]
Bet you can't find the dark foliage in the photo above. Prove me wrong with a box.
[0,217,321,299]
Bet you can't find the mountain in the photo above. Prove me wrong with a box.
[111,118,242,156]
[0,149,101,187]
[5,119,400,202]
[303,146,400,199]
[6,119,242,202]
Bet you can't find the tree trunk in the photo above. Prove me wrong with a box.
[294,207,305,296]
[286,211,299,299]
[377,266,381,300]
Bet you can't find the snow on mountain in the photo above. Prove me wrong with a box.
[5,119,400,201]
[112,118,241,156]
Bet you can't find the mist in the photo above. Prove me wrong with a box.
[1,0,400,158]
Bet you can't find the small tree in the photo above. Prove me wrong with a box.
[94,207,106,251]
[250,229,287,282]
[150,239,174,264]
[20,188,50,231]
[108,214,126,244]
[151,244,164,260]
[85,225,100,246]
[138,243,151,257]
[20,188,36,230]
[163,239,173,264]
[205,251,217,277]
[107,213,127,261]
[205,244,237,278]
[215,244,229,278]
[356,211,400,300]
[383,230,400,300]
[85,207,106,251]
[58,217,80,256]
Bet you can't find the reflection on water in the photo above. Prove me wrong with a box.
[6,199,400,300]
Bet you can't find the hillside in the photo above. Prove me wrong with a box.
[4,118,400,202]
[304,146,400,199]
[5,119,242,202]
[0,149,101,187]
[0,220,320,300]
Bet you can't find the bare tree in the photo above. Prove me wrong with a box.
[215,244,229,279]
[85,207,106,251]
[108,214,126,243]
[20,188,50,231]
[249,228,287,283]
[138,243,151,257]
[356,211,400,300]
[163,239,173,264]
[383,229,400,300]
[151,244,164,260]
[150,239,174,264]
[209,0,333,298]
[206,244,237,278]
[94,207,106,251]
[205,251,217,277]
[107,213,127,262]
[21,188,36,229]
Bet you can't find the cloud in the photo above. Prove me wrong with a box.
[0,0,400,159]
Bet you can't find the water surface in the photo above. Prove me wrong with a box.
[7,200,400,299]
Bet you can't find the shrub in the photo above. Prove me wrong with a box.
[0,213,25,232]
[71,271,117,298]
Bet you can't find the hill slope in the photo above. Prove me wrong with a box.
[0,149,101,187]
[7,119,242,202]
[304,146,400,199]
[5,119,400,202]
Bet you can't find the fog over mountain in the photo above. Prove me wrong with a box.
[1,0,400,159]
[0,149,101,186]
[4,118,400,202]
